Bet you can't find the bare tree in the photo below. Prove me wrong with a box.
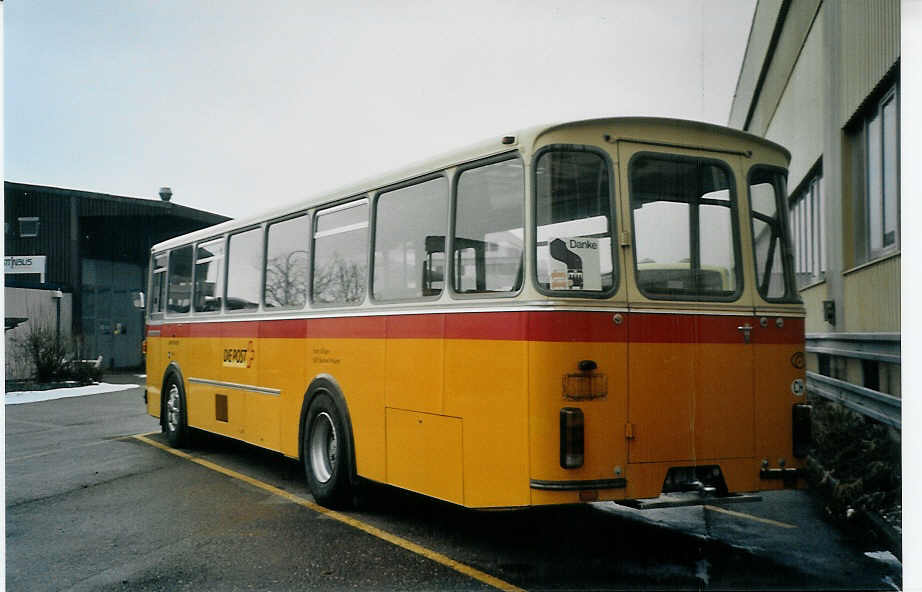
[265,251,308,307]
[313,253,366,304]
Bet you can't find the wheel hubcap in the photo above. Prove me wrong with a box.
[309,412,337,484]
[166,384,180,432]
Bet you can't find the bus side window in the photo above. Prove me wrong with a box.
[454,158,524,294]
[150,253,168,315]
[374,178,447,301]
[265,214,309,309]
[313,201,369,305]
[167,246,193,314]
[226,228,263,311]
[194,237,225,312]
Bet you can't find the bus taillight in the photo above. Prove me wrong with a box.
[141,339,147,356]
[792,404,812,458]
[560,407,584,468]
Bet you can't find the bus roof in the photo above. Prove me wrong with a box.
[151,116,790,253]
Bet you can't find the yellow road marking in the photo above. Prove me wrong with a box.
[133,434,525,592]
[8,431,161,463]
[703,504,797,529]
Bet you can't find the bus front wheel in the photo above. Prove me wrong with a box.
[163,376,189,448]
[303,393,353,508]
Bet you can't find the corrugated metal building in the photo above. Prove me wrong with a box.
[728,1,900,398]
[5,182,229,375]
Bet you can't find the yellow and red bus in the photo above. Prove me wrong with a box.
[143,117,809,509]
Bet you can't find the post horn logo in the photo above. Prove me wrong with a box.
[246,340,256,368]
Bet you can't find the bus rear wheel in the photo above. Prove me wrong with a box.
[164,376,189,448]
[303,393,353,508]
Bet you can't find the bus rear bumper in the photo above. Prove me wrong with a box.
[615,491,762,510]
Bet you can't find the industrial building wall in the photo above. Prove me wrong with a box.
[4,186,76,289]
[838,0,901,127]
[5,288,74,380]
[764,4,824,191]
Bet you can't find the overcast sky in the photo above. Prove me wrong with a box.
[4,0,756,219]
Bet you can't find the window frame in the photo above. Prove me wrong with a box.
[787,164,825,289]
[263,210,311,311]
[449,151,525,300]
[626,151,744,303]
[18,217,39,238]
[371,173,449,304]
[864,86,900,260]
[310,197,370,308]
[747,164,799,302]
[224,224,265,314]
[531,143,619,299]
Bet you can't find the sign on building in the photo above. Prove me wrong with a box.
[4,256,46,282]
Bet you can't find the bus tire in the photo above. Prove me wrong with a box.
[163,375,189,448]
[303,393,353,508]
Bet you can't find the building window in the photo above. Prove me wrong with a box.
[18,217,39,238]
[788,170,825,288]
[849,84,899,264]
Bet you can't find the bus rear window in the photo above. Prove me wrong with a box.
[535,149,615,294]
[749,167,796,300]
[629,154,740,300]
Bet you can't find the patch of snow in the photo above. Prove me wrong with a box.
[865,551,902,570]
[4,382,139,405]
[695,559,710,586]
[882,575,901,591]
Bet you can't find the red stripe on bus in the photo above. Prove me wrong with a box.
[444,312,527,341]
[260,319,308,339]
[628,313,744,344]
[752,317,804,344]
[527,311,626,342]
[310,316,386,339]
[149,311,803,344]
[386,314,445,339]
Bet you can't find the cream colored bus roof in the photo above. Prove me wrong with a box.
[152,116,789,253]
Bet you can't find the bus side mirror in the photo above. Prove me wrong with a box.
[132,291,146,310]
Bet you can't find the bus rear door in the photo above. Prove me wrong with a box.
[617,141,756,498]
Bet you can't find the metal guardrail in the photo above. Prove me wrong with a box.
[805,332,900,364]
[806,371,901,429]
[804,332,901,428]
